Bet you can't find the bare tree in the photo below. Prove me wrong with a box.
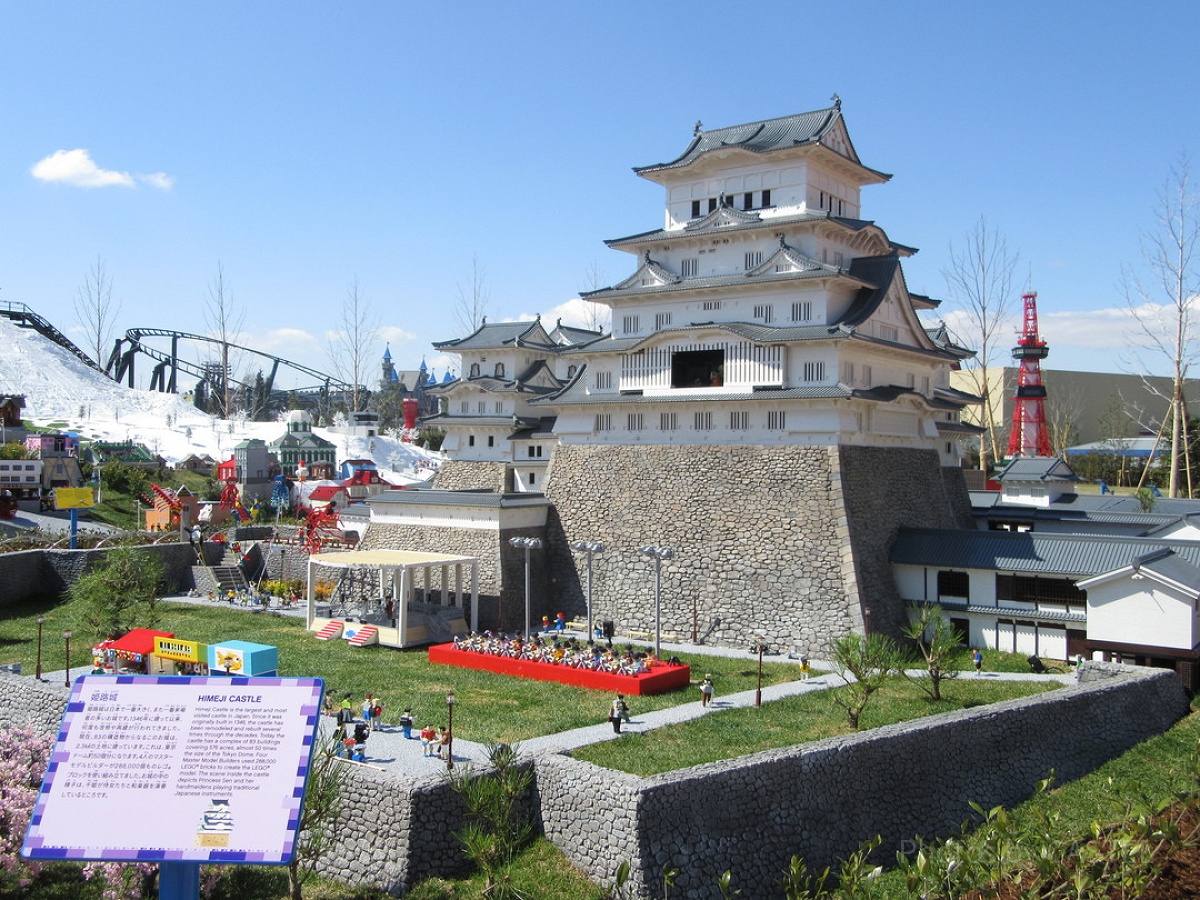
[942,218,1019,472]
[453,254,490,336]
[1123,154,1200,498]
[202,262,244,419]
[73,254,122,367]
[579,260,611,334]
[1042,371,1085,457]
[325,277,380,412]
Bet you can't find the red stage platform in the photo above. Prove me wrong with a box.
[427,644,692,695]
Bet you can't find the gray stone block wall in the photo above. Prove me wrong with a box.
[532,663,1190,899]
[0,543,205,611]
[432,460,509,492]
[0,664,1188,898]
[541,443,970,651]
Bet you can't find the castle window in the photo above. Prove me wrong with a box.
[595,371,613,390]
[744,250,762,270]
[488,436,495,447]
[753,304,774,323]
[691,200,701,218]
[681,258,698,277]
[702,300,722,311]
[743,192,753,209]
[792,301,812,322]
[595,414,612,432]
[694,411,712,430]
[937,570,970,599]
[655,312,673,330]
[708,198,718,213]
[460,401,468,413]
[477,401,486,413]
[660,412,677,431]
[761,189,771,207]
[468,435,475,447]
[671,348,725,388]
[567,364,578,378]
[494,401,504,414]
[469,363,480,378]
[802,361,825,382]
[494,362,505,377]
[622,315,640,335]
[628,412,644,431]
[767,410,786,431]
[529,472,536,485]
[730,411,749,430]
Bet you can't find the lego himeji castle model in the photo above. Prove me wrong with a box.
[392,101,982,652]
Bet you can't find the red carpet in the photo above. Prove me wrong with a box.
[427,644,691,695]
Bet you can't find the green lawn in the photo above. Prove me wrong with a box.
[0,596,805,745]
[573,676,1056,775]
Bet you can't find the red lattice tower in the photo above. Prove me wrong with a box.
[1006,292,1054,458]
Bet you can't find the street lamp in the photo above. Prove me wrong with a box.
[63,630,72,688]
[36,616,44,680]
[508,537,543,638]
[445,690,456,771]
[639,545,675,659]
[753,637,767,707]
[568,540,604,641]
[864,606,872,636]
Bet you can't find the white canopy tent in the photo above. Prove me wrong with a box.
[306,549,480,648]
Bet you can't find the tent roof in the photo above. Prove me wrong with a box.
[108,628,175,654]
[309,549,478,570]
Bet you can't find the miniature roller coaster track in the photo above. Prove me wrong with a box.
[0,301,110,376]
[105,327,362,398]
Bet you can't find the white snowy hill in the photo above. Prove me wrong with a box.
[0,314,439,485]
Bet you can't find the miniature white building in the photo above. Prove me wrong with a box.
[533,101,978,459]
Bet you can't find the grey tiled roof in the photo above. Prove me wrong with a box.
[604,210,881,249]
[995,457,1081,483]
[891,527,1200,577]
[433,319,561,352]
[633,105,890,182]
[581,261,857,302]
[909,597,1087,624]
[369,489,552,510]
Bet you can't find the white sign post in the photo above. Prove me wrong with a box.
[23,675,325,900]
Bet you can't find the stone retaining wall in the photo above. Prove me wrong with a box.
[0,664,1187,898]
[543,443,972,650]
[534,663,1189,899]
[0,542,203,609]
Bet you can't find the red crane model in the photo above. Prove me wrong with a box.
[1006,291,1054,458]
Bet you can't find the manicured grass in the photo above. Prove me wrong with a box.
[573,675,1056,776]
[0,597,803,745]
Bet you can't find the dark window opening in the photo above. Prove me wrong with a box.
[487,436,494,447]
[761,189,771,207]
[671,348,725,388]
[996,574,1087,607]
[743,192,753,209]
[468,435,475,447]
[937,570,970,598]
[691,200,701,218]
[708,197,718,213]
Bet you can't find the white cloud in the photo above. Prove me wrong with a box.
[379,325,418,345]
[30,149,173,190]
[138,171,174,190]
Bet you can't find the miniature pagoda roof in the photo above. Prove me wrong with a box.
[632,103,891,183]
[995,457,1081,483]
[433,318,560,352]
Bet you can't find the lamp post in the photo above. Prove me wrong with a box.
[63,630,72,688]
[864,606,872,636]
[508,537,543,638]
[445,690,456,770]
[568,540,604,641]
[36,616,44,680]
[639,545,674,659]
[754,638,766,708]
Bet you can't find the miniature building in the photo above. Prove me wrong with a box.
[144,485,200,531]
[361,102,981,649]
[0,458,42,499]
[88,440,162,469]
[270,409,337,477]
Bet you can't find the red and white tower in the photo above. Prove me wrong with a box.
[1006,292,1053,458]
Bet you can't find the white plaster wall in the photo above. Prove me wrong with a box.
[1087,583,1197,650]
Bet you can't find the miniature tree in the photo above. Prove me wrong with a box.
[902,604,965,702]
[70,547,167,641]
[827,632,905,730]
[447,741,534,897]
[287,730,347,900]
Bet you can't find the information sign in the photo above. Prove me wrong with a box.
[54,487,95,510]
[22,675,324,864]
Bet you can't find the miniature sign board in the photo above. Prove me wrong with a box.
[23,675,324,864]
[53,487,95,510]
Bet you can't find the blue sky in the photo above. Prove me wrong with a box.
[2,1,1198,388]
